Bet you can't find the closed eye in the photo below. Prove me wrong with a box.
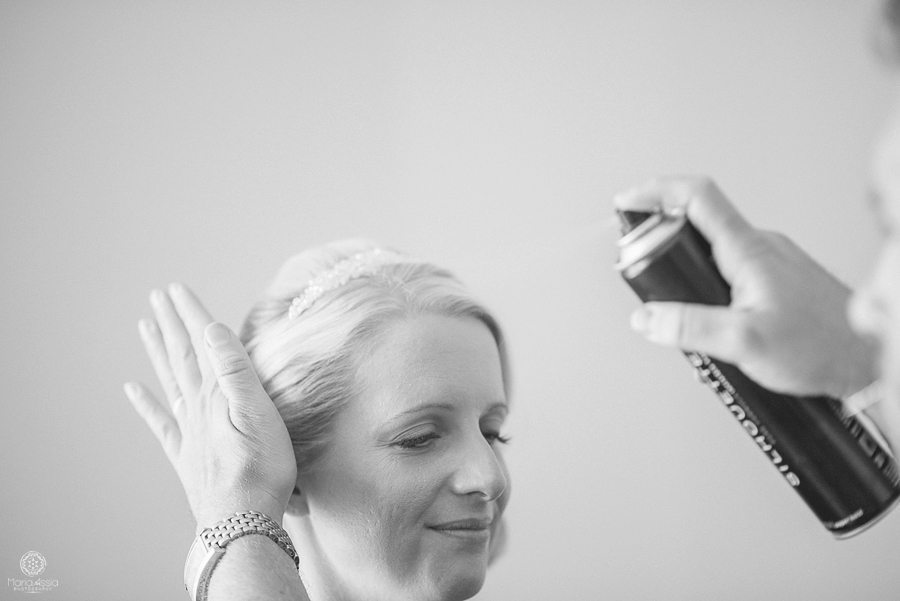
[483,431,510,446]
[396,432,440,449]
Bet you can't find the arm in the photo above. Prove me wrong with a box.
[125,284,309,600]
[207,536,305,601]
[614,175,878,399]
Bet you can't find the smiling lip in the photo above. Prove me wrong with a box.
[428,518,493,540]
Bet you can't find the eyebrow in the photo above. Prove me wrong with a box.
[390,400,509,421]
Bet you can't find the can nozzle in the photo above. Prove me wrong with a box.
[616,209,656,234]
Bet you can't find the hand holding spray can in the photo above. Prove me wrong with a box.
[615,208,900,537]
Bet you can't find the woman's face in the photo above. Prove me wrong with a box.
[850,94,900,408]
[295,314,510,601]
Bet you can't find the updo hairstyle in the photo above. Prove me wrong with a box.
[239,239,508,472]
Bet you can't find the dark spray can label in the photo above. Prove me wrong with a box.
[616,209,900,537]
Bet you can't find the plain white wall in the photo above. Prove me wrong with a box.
[2,1,898,599]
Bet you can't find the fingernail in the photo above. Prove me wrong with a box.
[168,282,185,297]
[630,306,652,333]
[123,382,139,398]
[150,288,165,307]
[205,322,232,348]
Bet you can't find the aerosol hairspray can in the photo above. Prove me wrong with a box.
[616,208,900,537]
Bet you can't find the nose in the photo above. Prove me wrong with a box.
[848,280,886,341]
[450,434,508,502]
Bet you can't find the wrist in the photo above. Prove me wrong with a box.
[194,491,287,533]
[185,510,299,601]
[206,535,306,601]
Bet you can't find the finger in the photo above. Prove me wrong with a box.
[615,175,756,282]
[167,283,215,381]
[680,180,756,271]
[616,175,754,242]
[613,179,673,213]
[138,317,186,417]
[203,321,276,434]
[150,288,203,398]
[617,174,720,206]
[614,174,718,212]
[630,301,752,363]
[124,381,182,462]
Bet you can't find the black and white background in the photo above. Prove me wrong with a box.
[2,1,897,599]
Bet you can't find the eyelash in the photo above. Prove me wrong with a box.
[484,432,511,446]
[396,433,440,449]
[395,431,510,450]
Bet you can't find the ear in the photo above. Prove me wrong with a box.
[285,484,309,517]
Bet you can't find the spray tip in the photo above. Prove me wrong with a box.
[616,209,657,234]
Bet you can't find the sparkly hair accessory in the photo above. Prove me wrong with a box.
[288,248,406,320]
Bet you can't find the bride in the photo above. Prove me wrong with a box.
[125,239,511,601]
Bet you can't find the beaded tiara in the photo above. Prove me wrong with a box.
[287,248,408,320]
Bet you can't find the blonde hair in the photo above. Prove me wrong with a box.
[239,239,508,472]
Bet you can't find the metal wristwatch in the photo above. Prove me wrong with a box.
[184,510,299,601]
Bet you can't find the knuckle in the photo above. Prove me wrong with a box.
[157,418,177,443]
[678,306,715,351]
[178,344,197,363]
[215,353,249,378]
[729,314,766,357]
[673,305,692,347]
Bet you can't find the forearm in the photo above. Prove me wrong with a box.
[207,535,309,601]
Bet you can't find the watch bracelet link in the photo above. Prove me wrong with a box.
[201,510,300,569]
[185,510,300,601]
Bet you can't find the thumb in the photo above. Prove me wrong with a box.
[203,322,274,432]
[630,301,748,363]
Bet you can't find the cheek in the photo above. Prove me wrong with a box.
[345,459,450,586]
[370,465,440,560]
[306,455,441,547]
[496,452,512,513]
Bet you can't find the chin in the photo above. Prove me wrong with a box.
[435,570,486,601]
[426,555,489,601]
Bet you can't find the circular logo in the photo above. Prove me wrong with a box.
[20,551,46,577]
